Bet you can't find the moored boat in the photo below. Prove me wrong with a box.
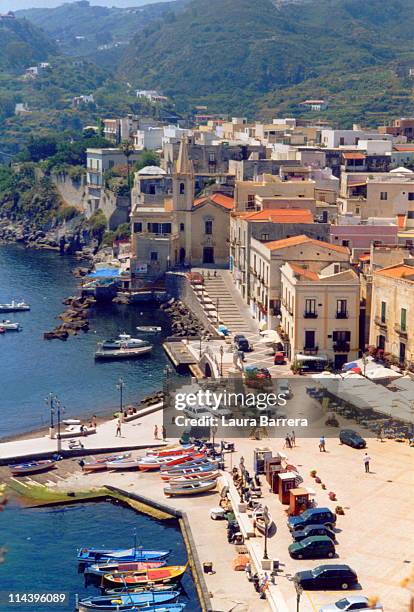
[95,344,153,360]
[0,300,30,313]
[85,560,166,577]
[103,565,187,587]
[168,471,220,485]
[102,334,150,350]
[77,590,180,611]
[105,584,177,596]
[106,459,141,471]
[137,452,205,472]
[9,459,55,476]
[82,453,132,473]
[136,326,162,333]
[253,505,274,535]
[164,480,217,497]
[0,319,21,330]
[77,548,170,564]
[145,445,194,457]
[160,460,218,474]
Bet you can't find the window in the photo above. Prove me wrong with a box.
[147,223,171,234]
[108,160,114,169]
[150,252,158,261]
[339,137,345,145]
[205,220,213,235]
[336,299,347,317]
[261,233,269,241]
[179,182,185,194]
[305,330,315,348]
[247,194,255,210]
[407,211,414,219]
[381,301,386,323]
[208,153,216,162]
[408,193,414,200]
[380,192,388,200]
[180,223,185,231]
[305,298,316,314]
[401,308,407,331]
[342,240,350,247]
[333,264,340,274]
[133,222,142,233]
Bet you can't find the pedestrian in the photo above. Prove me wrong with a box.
[92,415,97,428]
[154,425,158,440]
[291,430,296,447]
[284,434,291,449]
[115,418,122,438]
[319,435,326,452]
[162,425,166,441]
[363,453,371,473]
[245,561,252,581]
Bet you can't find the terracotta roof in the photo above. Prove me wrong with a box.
[264,234,349,254]
[288,263,320,280]
[342,152,366,160]
[375,263,414,281]
[396,213,407,229]
[193,193,234,210]
[238,209,313,223]
[393,145,414,152]
[359,254,371,261]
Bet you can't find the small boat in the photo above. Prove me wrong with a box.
[0,301,30,313]
[63,419,81,426]
[106,459,141,471]
[146,445,194,457]
[105,584,178,596]
[164,480,217,497]
[9,459,55,476]
[253,506,274,535]
[160,460,217,474]
[77,548,170,564]
[77,590,180,611]
[168,471,220,485]
[82,453,132,473]
[136,326,161,333]
[103,565,187,587]
[0,319,21,331]
[137,452,205,472]
[95,344,153,360]
[102,334,151,350]
[85,560,165,577]
[160,465,218,481]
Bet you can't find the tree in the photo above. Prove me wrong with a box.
[134,150,160,172]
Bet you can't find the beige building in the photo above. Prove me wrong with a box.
[369,262,414,367]
[235,174,316,211]
[280,262,360,368]
[249,236,350,329]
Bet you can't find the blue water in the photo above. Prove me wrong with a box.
[0,245,172,438]
[0,501,200,611]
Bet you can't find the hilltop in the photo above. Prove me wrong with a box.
[120,0,414,124]
[0,15,57,71]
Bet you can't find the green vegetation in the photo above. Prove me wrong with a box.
[134,150,161,171]
[102,223,131,246]
[88,209,107,241]
[0,16,56,71]
[120,0,414,126]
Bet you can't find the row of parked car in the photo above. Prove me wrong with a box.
[286,507,382,610]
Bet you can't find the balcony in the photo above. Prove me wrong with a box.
[304,311,318,319]
[303,346,318,355]
[333,342,350,352]
[336,311,349,319]
[375,316,387,329]
[394,323,408,337]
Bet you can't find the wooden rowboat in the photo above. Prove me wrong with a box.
[168,471,220,485]
[77,590,180,611]
[160,462,218,479]
[103,564,187,586]
[137,452,205,472]
[145,445,194,457]
[9,460,55,476]
[85,560,165,577]
[164,480,217,497]
[78,548,170,564]
[253,506,274,535]
[105,584,177,595]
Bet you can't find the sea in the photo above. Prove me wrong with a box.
[0,244,172,439]
[0,245,200,612]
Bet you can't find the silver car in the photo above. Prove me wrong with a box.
[319,596,383,611]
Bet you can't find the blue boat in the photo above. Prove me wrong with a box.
[77,590,180,611]
[77,548,170,564]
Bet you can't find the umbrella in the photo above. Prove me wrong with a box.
[343,362,358,371]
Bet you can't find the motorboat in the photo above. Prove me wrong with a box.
[101,334,150,350]
[103,565,187,587]
[0,319,21,331]
[77,548,170,564]
[95,344,153,360]
[136,326,161,333]
[0,301,30,313]
[9,460,55,476]
[77,590,180,611]
[85,560,166,577]
[164,480,217,497]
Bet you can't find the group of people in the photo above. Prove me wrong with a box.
[154,424,167,441]
[283,430,296,449]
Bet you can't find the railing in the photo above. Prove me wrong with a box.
[394,323,408,337]
[336,311,349,319]
[304,311,318,318]
[333,342,350,352]
[303,346,318,355]
[374,316,387,328]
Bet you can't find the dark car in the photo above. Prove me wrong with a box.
[294,564,358,590]
[234,334,252,352]
[289,535,335,560]
[288,507,337,531]
[339,429,366,449]
[292,524,336,543]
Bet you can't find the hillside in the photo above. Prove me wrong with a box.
[121,0,414,124]
[18,0,189,58]
[0,15,57,71]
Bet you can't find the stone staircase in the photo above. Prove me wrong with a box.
[201,271,255,334]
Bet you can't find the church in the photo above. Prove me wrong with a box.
[130,138,234,279]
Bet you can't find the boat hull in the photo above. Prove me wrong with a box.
[95,346,153,360]
[103,565,187,587]
[164,480,217,497]
[85,561,165,577]
[77,548,170,564]
[9,460,55,476]
[77,591,180,612]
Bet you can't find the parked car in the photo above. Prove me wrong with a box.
[274,351,286,365]
[292,524,336,543]
[294,564,358,590]
[319,595,383,611]
[289,535,335,559]
[277,379,292,398]
[339,429,367,449]
[288,507,337,531]
[234,334,252,352]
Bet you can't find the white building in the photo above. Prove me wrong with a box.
[133,127,164,151]
[321,129,394,148]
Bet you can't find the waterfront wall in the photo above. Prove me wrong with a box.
[51,172,86,209]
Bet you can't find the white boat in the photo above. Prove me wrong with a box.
[253,505,274,535]
[136,326,162,333]
[169,471,220,485]
[0,319,21,331]
[101,334,150,350]
[95,344,153,360]
[0,301,30,313]
[164,479,217,497]
[63,419,81,426]
[106,459,141,470]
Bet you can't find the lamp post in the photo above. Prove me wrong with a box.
[211,424,218,451]
[55,399,63,453]
[116,378,125,415]
[239,456,245,503]
[199,336,203,359]
[216,297,219,323]
[263,505,270,560]
[45,392,55,431]
[219,345,224,377]
[295,582,303,612]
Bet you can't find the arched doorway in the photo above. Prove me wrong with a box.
[204,363,212,377]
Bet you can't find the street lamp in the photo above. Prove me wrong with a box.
[294,582,303,612]
[216,297,219,323]
[199,336,203,359]
[45,393,63,452]
[219,345,224,377]
[263,505,270,560]
[211,424,218,451]
[239,456,245,503]
[116,378,125,415]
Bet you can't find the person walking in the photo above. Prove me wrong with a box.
[291,430,296,447]
[284,434,291,449]
[115,418,122,438]
[319,435,326,452]
[154,425,158,440]
[363,453,371,473]
[162,425,167,441]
